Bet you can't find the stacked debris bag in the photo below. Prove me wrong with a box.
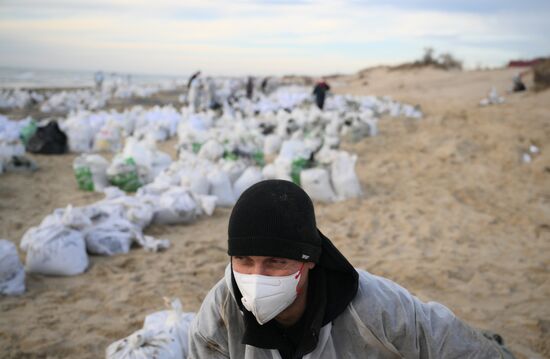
[19,198,170,276]
[0,116,37,174]
[59,105,183,154]
[27,121,68,154]
[106,298,195,359]
[0,240,26,295]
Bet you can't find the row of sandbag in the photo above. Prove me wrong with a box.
[0,116,36,174]
[61,105,182,153]
[73,137,173,192]
[0,80,180,112]
[107,298,195,359]
[175,106,367,202]
[17,188,177,277]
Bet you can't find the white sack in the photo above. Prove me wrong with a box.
[40,205,93,231]
[0,239,25,295]
[93,123,122,152]
[63,118,95,153]
[195,195,217,216]
[220,159,247,184]
[263,134,282,156]
[330,152,362,200]
[233,167,263,199]
[22,224,89,276]
[198,139,224,161]
[279,139,311,161]
[73,154,110,192]
[261,164,277,180]
[207,169,235,207]
[103,195,154,229]
[106,328,182,359]
[84,218,137,256]
[300,168,336,203]
[180,169,210,195]
[143,298,196,359]
[153,188,198,225]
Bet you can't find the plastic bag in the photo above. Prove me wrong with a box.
[63,118,95,153]
[84,218,137,256]
[220,159,247,184]
[279,139,311,161]
[180,169,210,196]
[143,298,196,359]
[22,224,89,276]
[19,119,37,147]
[300,168,336,203]
[153,188,198,225]
[107,157,143,192]
[198,139,224,161]
[0,239,25,295]
[290,158,313,186]
[330,151,362,200]
[263,134,282,156]
[207,169,235,207]
[106,328,182,359]
[73,154,109,192]
[233,167,263,199]
[261,163,277,180]
[93,123,122,152]
[102,194,155,229]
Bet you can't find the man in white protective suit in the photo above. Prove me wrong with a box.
[188,179,515,359]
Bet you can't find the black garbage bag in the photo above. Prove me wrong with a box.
[27,121,68,154]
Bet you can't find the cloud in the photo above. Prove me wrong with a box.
[0,0,548,75]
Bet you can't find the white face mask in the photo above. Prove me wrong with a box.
[233,267,303,325]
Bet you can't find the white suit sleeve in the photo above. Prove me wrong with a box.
[354,272,508,358]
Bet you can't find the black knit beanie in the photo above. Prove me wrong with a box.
[228,179,322,262]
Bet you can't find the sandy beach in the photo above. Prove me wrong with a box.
[1,67,549,358]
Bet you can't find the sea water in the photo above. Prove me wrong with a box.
[0,67,181,89]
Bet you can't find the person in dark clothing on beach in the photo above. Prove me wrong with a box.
[512,73,526,92]
[187,71,201,89]
[313,81,330,110]
[246,76,254,99]
[261,77,270,94]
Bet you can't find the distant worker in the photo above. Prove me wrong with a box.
[246,76,254,100]
[512,73,526,92]
[204,77,220,110]
[313,80,330,110]
[94,71,104,90]
[188,78,204,113]
[261,77,270,94]
[187,70,201,89]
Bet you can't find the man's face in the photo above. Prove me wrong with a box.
[232,255,315,290]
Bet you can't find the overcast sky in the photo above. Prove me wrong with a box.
[0,0,548,76]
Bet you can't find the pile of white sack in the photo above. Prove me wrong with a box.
[107,298,195,359]
[0,115,28,174]
[0,239,26,295]
[174,102,372,203]
[60,105,182,153]
[73,137,173,192]
[19,190,172,276]
[40,89,111,113]
[0,89,44,109]
[480,86,505,106]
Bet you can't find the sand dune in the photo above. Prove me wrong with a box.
[1,67,549,358]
